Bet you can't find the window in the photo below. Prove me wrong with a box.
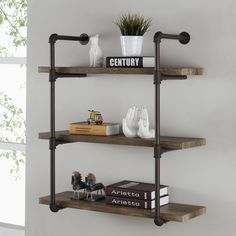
[0,0,27,227]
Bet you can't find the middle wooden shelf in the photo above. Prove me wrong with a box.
[39,130,206,152]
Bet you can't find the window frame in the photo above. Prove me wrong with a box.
[0,56,26,227]
[0,57,26,147]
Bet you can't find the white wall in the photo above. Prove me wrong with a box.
[26,0,236,235]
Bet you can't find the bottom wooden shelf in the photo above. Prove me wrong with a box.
[39,191,206,222]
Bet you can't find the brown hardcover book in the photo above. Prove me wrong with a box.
[106,195,169,209]
[69,122,120,136]
[105,180,168,200]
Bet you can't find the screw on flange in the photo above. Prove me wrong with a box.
[79,33,89,45]
[49,203,60,212]
[179,32,190,44]
[154,217,164,226]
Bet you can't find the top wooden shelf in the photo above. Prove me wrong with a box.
[38,66,204,76]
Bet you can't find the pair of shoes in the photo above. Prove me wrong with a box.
[71,172,105,201]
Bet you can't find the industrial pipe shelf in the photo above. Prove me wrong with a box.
[38,32,206,227]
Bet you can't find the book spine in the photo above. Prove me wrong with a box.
[69,124,120,136]
[106,196,153,209]
[106,57,155,68]
[105,187,151,200]
[106,57,143,68]
[69,125,106,136]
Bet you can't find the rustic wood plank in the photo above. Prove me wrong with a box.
[38,131,206,151]
[39,191,206,222]
[38,66,204,76]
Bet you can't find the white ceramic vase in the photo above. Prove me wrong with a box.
[120,36,143,56]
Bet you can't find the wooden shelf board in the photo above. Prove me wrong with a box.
[39,191,206,222]
[38,131,206,151]
[38,66,204,76]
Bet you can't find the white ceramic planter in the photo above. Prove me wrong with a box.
[120,36,143,56]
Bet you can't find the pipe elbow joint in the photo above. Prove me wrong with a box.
[49,34,58,43]
[153,31,163,43]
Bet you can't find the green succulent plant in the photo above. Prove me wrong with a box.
[115,13,152,36]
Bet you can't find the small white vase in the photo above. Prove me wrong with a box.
[120,36,143,56]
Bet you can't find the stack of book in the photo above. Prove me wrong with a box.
[105,180,169,209]
[106,56,155,68]
[69,122,120,136]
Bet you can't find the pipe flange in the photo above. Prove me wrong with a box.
[79,33,89,45]
[154,217,164,226]
[179,32,190,44]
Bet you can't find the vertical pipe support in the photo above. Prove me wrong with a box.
[153,36,164,226]
[153,31,190,226]
[47,33,89,213]
[49,37,60,212]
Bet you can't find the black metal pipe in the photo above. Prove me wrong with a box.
[49,40,60,212]
[56,73,87,78]
[153,38,164,227]
[153,31,190,226]
[162,75,187,80]
[154,32,190,45]
[48,33,89,213]
[49,33,89,45]
[49,146,59,212]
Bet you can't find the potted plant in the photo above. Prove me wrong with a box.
[115,13,152,56]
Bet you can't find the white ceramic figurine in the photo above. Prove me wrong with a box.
[89,34,103,67]
[137,108,155,139]
[122,106,140,138]
[122,106,154,139]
